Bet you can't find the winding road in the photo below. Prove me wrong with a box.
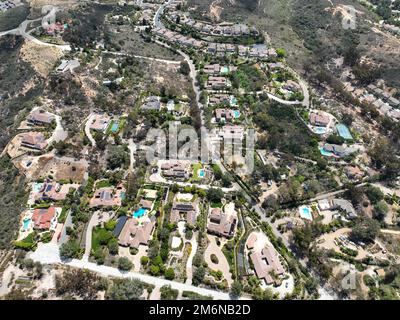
[0,7,71,51]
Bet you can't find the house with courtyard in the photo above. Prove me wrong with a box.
[89,185,126,208]
[249,245,285,286]
[116,216,156,249]
[207,202,237,238]
[170,196,200,226]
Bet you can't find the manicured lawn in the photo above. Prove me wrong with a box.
[91,227,113,252]
[190,163,203,182]
[95,179,113,188]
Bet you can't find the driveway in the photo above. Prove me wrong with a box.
[204,235,233,286]
[48,114,68,145]
[84,114,97,147]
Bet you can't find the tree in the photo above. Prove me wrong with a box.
[59,239,81,259]
[374,200,389,221]
[140,256,149,266]
[350,217,380,243]
[106,279,144,300]
[230,281,243,299]
[192,266,205,286]
[107,238,119,255]
[206,188,224,203]
[326,134,345,145]
[365,185,384,204]
[221,173,233,188]
[179,61,190,76]
[160,285,178,300]
[55,269,100,299]
[118,257,133,271]
[107,145,128,170]
[164,267,175,280]
[276,48,286,58]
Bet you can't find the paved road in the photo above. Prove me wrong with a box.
[83,212,100,261]
[84,114,97,147]
[380,229,400,235]
[29,243,242,300]
[184,232,198,285]
[0,7,71,51]
[153,0,173,28]
[47,114,68,145]
[100,49,181,64]
[128,139,137,172]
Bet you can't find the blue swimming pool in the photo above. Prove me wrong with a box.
[33,182,43,193]
[299,206,313,221]
[230,96,238,106]
[233,110,240,118]
[23,218,31,231]
[313,126,327,135]
[198,169,205,178]
[133,208,147,218]
[336,123,353,140]
[319,147,333,157]
[110,122,119,133]
[220,66,229,74]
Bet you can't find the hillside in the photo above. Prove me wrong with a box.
[187,0,400,86]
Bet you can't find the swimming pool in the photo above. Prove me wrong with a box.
[32,182,43,193]
[110,122,119,133]
[313,126,327,135]
[336,123,353,140]
[230,96,238,106]
[220,66,229,74]
[233,110,240,118]
[198,169,205,178]
[133,208,147,218]
[299,206,313,221]
[319,147,333,157]
[23,218,31,231]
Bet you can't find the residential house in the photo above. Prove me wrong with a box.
[89,185,126,208]
[21,132,48,150]
[207,203,237,238]
[34,181,74,202]
[309,111,330,127]
[32,207,57,231]
[207,76,228,89]
[215,108,235,122]
[208,94,230,106]
[27,109,55,126]
[322,144,353,158]
[170,199,199,225]
[161,161,190,180]
[89,114,110,132]
[118,217,156,249]
[332,198,357,219]
[142,96,161,111]
[56,60,80,73]
[250,246,285,285]
[219,125,245,140]
[139,199,153,210]
[345,166,364,180]
[204,64,221,75]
